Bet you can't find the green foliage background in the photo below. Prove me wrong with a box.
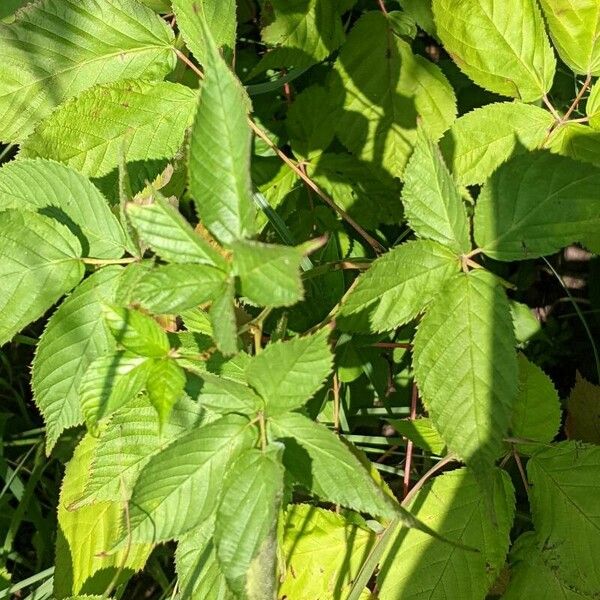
[0,0,600,598]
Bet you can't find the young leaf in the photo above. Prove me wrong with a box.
[79,352,153,426]
[413,271,518,470]
[127,196,226,268]
[0,210,84,346]
[188,15,256,244]
[474,151,600,261]
[245,329,333,414]
[127,414,256,543]
[399,0,436,37]
[503,532,588,600]
[538,0,600,75]
[387,418,446,455]
[189,372,263,415]
[176,519,233,600]
[269,412,396,519]
[0,159,126,259]
[377,468,515,599]
[256,0,348,71]
[432,0,556,101]
[232,239,308,307]
[511,354,561,454]
[440,102,555,186]
[21,80,197,178]
[214,445,284,597]
[209,278,239,356]
[528,442,600,597]
[132,264,228,314]
[332,12,456,176]
[0,0,176,141]
[32,267,123,454]
[338,240,460,333]
[402,131,470,253]
[279,504,376,600]
[146,358,187,426]
[76,396,203,507]
[566,373,600,444]
[54,434,151,598]
[102,305,170,357]
[172,0,237,62]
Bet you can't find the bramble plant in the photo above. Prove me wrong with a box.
[0,0,600,598]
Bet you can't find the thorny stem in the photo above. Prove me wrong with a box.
[174,48,387,256]
[402,383,419,498]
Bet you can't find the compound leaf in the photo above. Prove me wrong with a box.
[245,329,333,414]
[32,267,123,453]
[0,209,84,346]
[333,12,456,177]
[402,131,470,253]
[0,159,126,259]
[188,15,255,244]
[338,240,460,333]
[474,152,600,261]
[432,0,555,101]
[0,0,176,141]
[127,414,255,543]
[440,102,555,185]
[413,270,518,470]
[22,80,197,178]
[378,468,515,599]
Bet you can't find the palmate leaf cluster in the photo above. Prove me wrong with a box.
[0,0,599,598]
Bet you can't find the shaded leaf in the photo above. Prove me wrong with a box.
[566,373,600,444]
[388,418,446,455]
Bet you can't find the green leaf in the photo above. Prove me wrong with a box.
[245,329,333,414]
[538,0,600,75]
[32,267,123,453]
[566,373,600,444]
[402,131,470,253]
[548,122,600,170]
[440,102,555,186]
[332,12,456,177]
[172,0,237,62]
[510,299,542,345]
[128,414,256,543]
[503,532,594,600]
[286,85,337,159]
[79,352,153,427]
[338,240,460,333]
[146,358,187,426]
[188,15,256,245]
[132,264,228,314]
[432,0,556,101]
[55,434,151,598]
[103,305,170,357]
[377,468,515,599]
[232,239,308,307]
[528,442,600,597]
[214,445,284,597]
[209,278,239,356]
[127,196,226,268]
[257,0,348,71]
[474,151,600,261]
[189,372,262,415]
[587,80,600,129]
[279,504,376,600]
[0,159,126,259]
[21,80,197,178]
[413,270,518,469]
[0,0,176,141]
[0,209,84,346]
[399,0,436,37]
[269,412,396,519]
[75,395,203,507]
[387,417,446,455]
[511,354,561,454]
[176,519,233,600]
